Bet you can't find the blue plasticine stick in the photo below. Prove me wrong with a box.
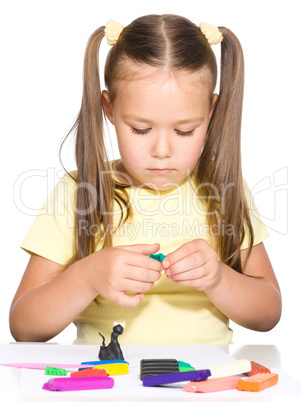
[142,369,211,386]
[81,359,128,365]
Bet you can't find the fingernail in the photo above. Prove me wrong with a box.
[165,268,171,277]
[163,260,170,268]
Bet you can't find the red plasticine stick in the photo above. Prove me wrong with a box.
[43,376,114,391]
[246,361,271,377]
[238,373,278,392]
[71,368,107,377]
[184,376,241,393]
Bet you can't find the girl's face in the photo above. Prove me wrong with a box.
[102,65,217,191]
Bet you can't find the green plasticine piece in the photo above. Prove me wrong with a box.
[149,253,166,262]
[45,366,67,376]
[178,361,195,372]
[179,366,196,372]
[178,361,193,368]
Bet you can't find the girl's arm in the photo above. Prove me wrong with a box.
[205,242,281,331]
[163,241,281,331]
[10,243,161,342]
[9,254,97,342]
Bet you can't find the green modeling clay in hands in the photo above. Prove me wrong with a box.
[149,253,166,262]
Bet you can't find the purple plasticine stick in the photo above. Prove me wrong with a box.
[42,376,114,391]
[142,369,211,387]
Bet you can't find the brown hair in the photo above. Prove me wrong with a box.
[60,14,253,272]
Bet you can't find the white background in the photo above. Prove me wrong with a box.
[0,0,300,347]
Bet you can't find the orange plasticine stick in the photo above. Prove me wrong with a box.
[184,376,241,393]
[238,373,278,392]
[246,361,271,377]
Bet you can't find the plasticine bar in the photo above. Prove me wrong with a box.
[178,361,196,372]
[238,373,278,392]
[140,359,195,378]
[209,359,251,378]
[43,376,114,391]
[141,367,180,378]
[140,359,180,379]
[178,361,193,367]
[71,368,107,377]
[142,369,211,387]
[0,362,93,370]
[141,359,178,366]
[246,361,271,377]
[93,363,129,375]
[184,376,241,393]
[45,367,67,376]
[81,359,128,366]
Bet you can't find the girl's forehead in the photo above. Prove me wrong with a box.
[112,61,212,98]
[111,66,213,120]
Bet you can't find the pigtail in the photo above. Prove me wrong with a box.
[197,27,254,272]
[75,26,116,260]
[60,26,133,267]
[59,27,115,266]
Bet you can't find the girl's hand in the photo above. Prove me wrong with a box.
[162,239,221,292]
[87,243,162,308]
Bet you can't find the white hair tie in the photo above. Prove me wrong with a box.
[104,20,124,46]
[199,22,223,45]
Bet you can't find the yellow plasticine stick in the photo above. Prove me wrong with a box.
[93,363,129,375]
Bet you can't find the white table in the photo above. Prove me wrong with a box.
[0,343,300,401]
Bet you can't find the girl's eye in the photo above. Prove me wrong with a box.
[175,129,194,136]
[130,127,194,136]
[130,127,150,135]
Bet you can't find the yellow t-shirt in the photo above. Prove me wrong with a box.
[21,159,269,344]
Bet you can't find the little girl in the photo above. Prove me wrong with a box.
[10,14,281,344]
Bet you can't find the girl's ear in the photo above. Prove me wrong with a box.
[209,93,219,120]
[102,90,114,125]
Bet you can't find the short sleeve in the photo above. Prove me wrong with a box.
[240,178,269,250]
[21,172,77,265]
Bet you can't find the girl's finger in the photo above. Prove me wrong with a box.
[114,292,144,308]
[117,243,160,256]
[125,251,162,272]
[124,264,161,283]
[170,266,207,282]
[162,239,206,270]
[171,278,208,291]
[167,250,208,276]
[122,279,155,294]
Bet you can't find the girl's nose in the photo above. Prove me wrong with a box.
[151,131,172,159]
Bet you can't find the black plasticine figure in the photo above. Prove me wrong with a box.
[98,324,125,360]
